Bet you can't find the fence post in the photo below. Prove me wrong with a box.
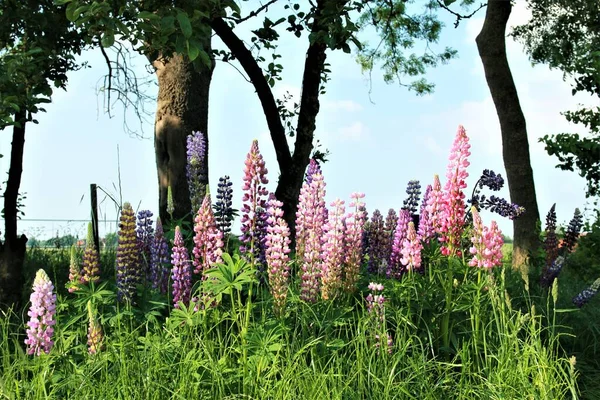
[90,184,100,251]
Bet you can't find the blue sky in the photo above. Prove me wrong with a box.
[0,2,597,241]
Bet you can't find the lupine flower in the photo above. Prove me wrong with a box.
[384,209,397,239]
[478,169,504,191]
[562,208,583,254]
[87,301,104,355]
[265,198,291,316]
[573,277,600,308]
[171,226,192,308]
[439,125,471,256]
[321,199,346,299]
[82,222,100,283]
[389,209,411,278]
[541,255,565,288]
[297,169,327,302]
[403,180,421,215]
[305,158,322,185]
[240,140,269,266]
[366,282,392,353]
[25,269,56,356]
[167,186,175,218]
[426,175,445,234]
[543,204,559,269]
[468,207,504,269]
[366,209,388,275]
[136,210,154,279]
[418,185,435,242]
[343,192,366,293]
[67,245,81,293]
[400,222,423,271]
[214,175,235,236]
[116,202,141,303]
[472,195,525,220]
[193,194,224,277]
[150,217,170,293]
[186,131,208,214]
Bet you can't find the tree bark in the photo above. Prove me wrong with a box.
[152,45,214,228]
[476,0,541,271]
[0,110,28,309]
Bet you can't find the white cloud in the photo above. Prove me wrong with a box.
[337,122,369,141]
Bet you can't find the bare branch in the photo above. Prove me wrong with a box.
[436,0,486,28]
[228,0,281,24]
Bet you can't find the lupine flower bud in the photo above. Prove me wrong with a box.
[116,203,141,303]
[150,217,170,293]
[193,194,224,277]
[343,192,366,292]
[87,301,104,355]
[25,269,56,356]
[543,204,559,268]
[82,222,100,283]
[167,186,175,218]
[265,198,291,316]
[186,131,208,214]
[562,208,583,254]
[136,210,154,280]
[321,199,346,299]
[214,175,235,235]
[171,226,192,308]
[403,180,421,215]
[67,245,81,293]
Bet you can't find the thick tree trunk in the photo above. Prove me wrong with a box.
[152,46,214,228]
[476,1,541,271]
[0,110,28,309]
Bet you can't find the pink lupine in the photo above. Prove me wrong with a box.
[296,169,327,303]
[171,226,192,308]
[366,282,392,353]
[388,209,411,278]
[418,184,435,242]
[401,222,423,271]
[469,207,504,269]
[321,198,346,300]
[440,125,471,256]
[193,194,224,277]
[426,175,445,235]
[25,269,56,356]
[343,192,366,293]
[265,198,291,316]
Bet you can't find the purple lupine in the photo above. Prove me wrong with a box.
[343,192,366,293]
[136,210,154,280]
[401,222,423,271]
[82,223,100,283]
[297,169,327,303]
[478,169,504,191]
[366,282,392,353]
[265,198,291,316]
[473,195,525,220]
[403,180,422,215]
[543,204,559,270]
[240,140,269,266]
[67,245,81,293]
[305,158,322,185]
[418,184,435,242]
[321,198,346,299]
[150,217,170,293]
[562,208,583,254]
[116,202,141,303]
[193,194,224,277]
[439,125,471,257]
[214,175,235,236]
[388,209,411,278]
[573,277,600,308]
[541,255,565,288]
[384,209,397,263]
[468,207,504,269]
[87,300,104,355]
[171,226,192,308]
[25,269,56,356]
[186,131,208,214]
[366,209,389,275]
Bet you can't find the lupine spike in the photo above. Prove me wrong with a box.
[468,207,504,269]
[171,226,192,308]
[403,180,421,215]
[321,199,346,299]
[573,277,600,308]
[418,184,435,242]
[87,301,104,355]
[366,209,387,275]
[186,131,208,214]
[400,222,423,271]
[426,175,445,235]
[150,217,170,293]
[543,204,559,269]
[343,192,366,292]
[193,194,224,277]
[116,203,141,303]
[562,208,583,254]
[389,209,411,278]
[214,175,235,236]
[167,186,175,218]
[265,198,292,316]
[136,210,154,281]
[82,222,100,283]
[67,245,81,293]
[25,269,56,356]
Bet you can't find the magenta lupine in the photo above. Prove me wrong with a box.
[321,198,346,299]
[67,245,81,293]
[296,170,327,303]
[116,203,141,303]
[468,207,504,269]
[87,301,104,355]
[193,194,224,277]
[418,184,435,242]
[439,125,471,256]
[265,198,291,316]
[25,269,56,356]
[388,209,411,278]
[240,140,269,265]
[150,217,170,293]
[401,222,423,271]
[426,175,445,235]
[343,192,366,293]
[171,226,192,308]
[82,223,100,284]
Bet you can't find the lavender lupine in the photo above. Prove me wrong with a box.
[468,207,504,269]
[388,209,411,278]
[265,198,291,316]
[562,208,583,254]
[305,158,322,184]
[82,223,100,283]
[67,245,81,293]
[297,169,327,302]
[25,269,56,356]
[426,175,445,235]
[403,180,421,215]
[384,209,397,239]
[186,131,208,214]
[366,209,387,274]
[400,222,423,271]
[150,217,170,293]
[343,192,366,292]
[136,210,154,279]
[439,125,471,256]
[214,175,235,236]
[116,202,141,303]
[193,194,224,277]
[240,140,269,265]
[87,301,104,355]
[573,277,600,308]
[543,204,559,269]
[171,226,192,308]
[418,184,435,242]
[321,199,346,299]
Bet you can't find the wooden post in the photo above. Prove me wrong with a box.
[90,184,100,251]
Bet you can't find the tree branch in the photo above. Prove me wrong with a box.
[229,0,281,24]
[437,0,486,28]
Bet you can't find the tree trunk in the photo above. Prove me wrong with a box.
[0,110,28,309]
[152,46,214,228]
[476,0,541,271]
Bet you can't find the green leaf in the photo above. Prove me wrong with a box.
[177,11,192,38]
[65,1,78,22]
[101,30,115,48]
[443,0,457,5]
[138,11,159,20]
[187,40,200,62]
